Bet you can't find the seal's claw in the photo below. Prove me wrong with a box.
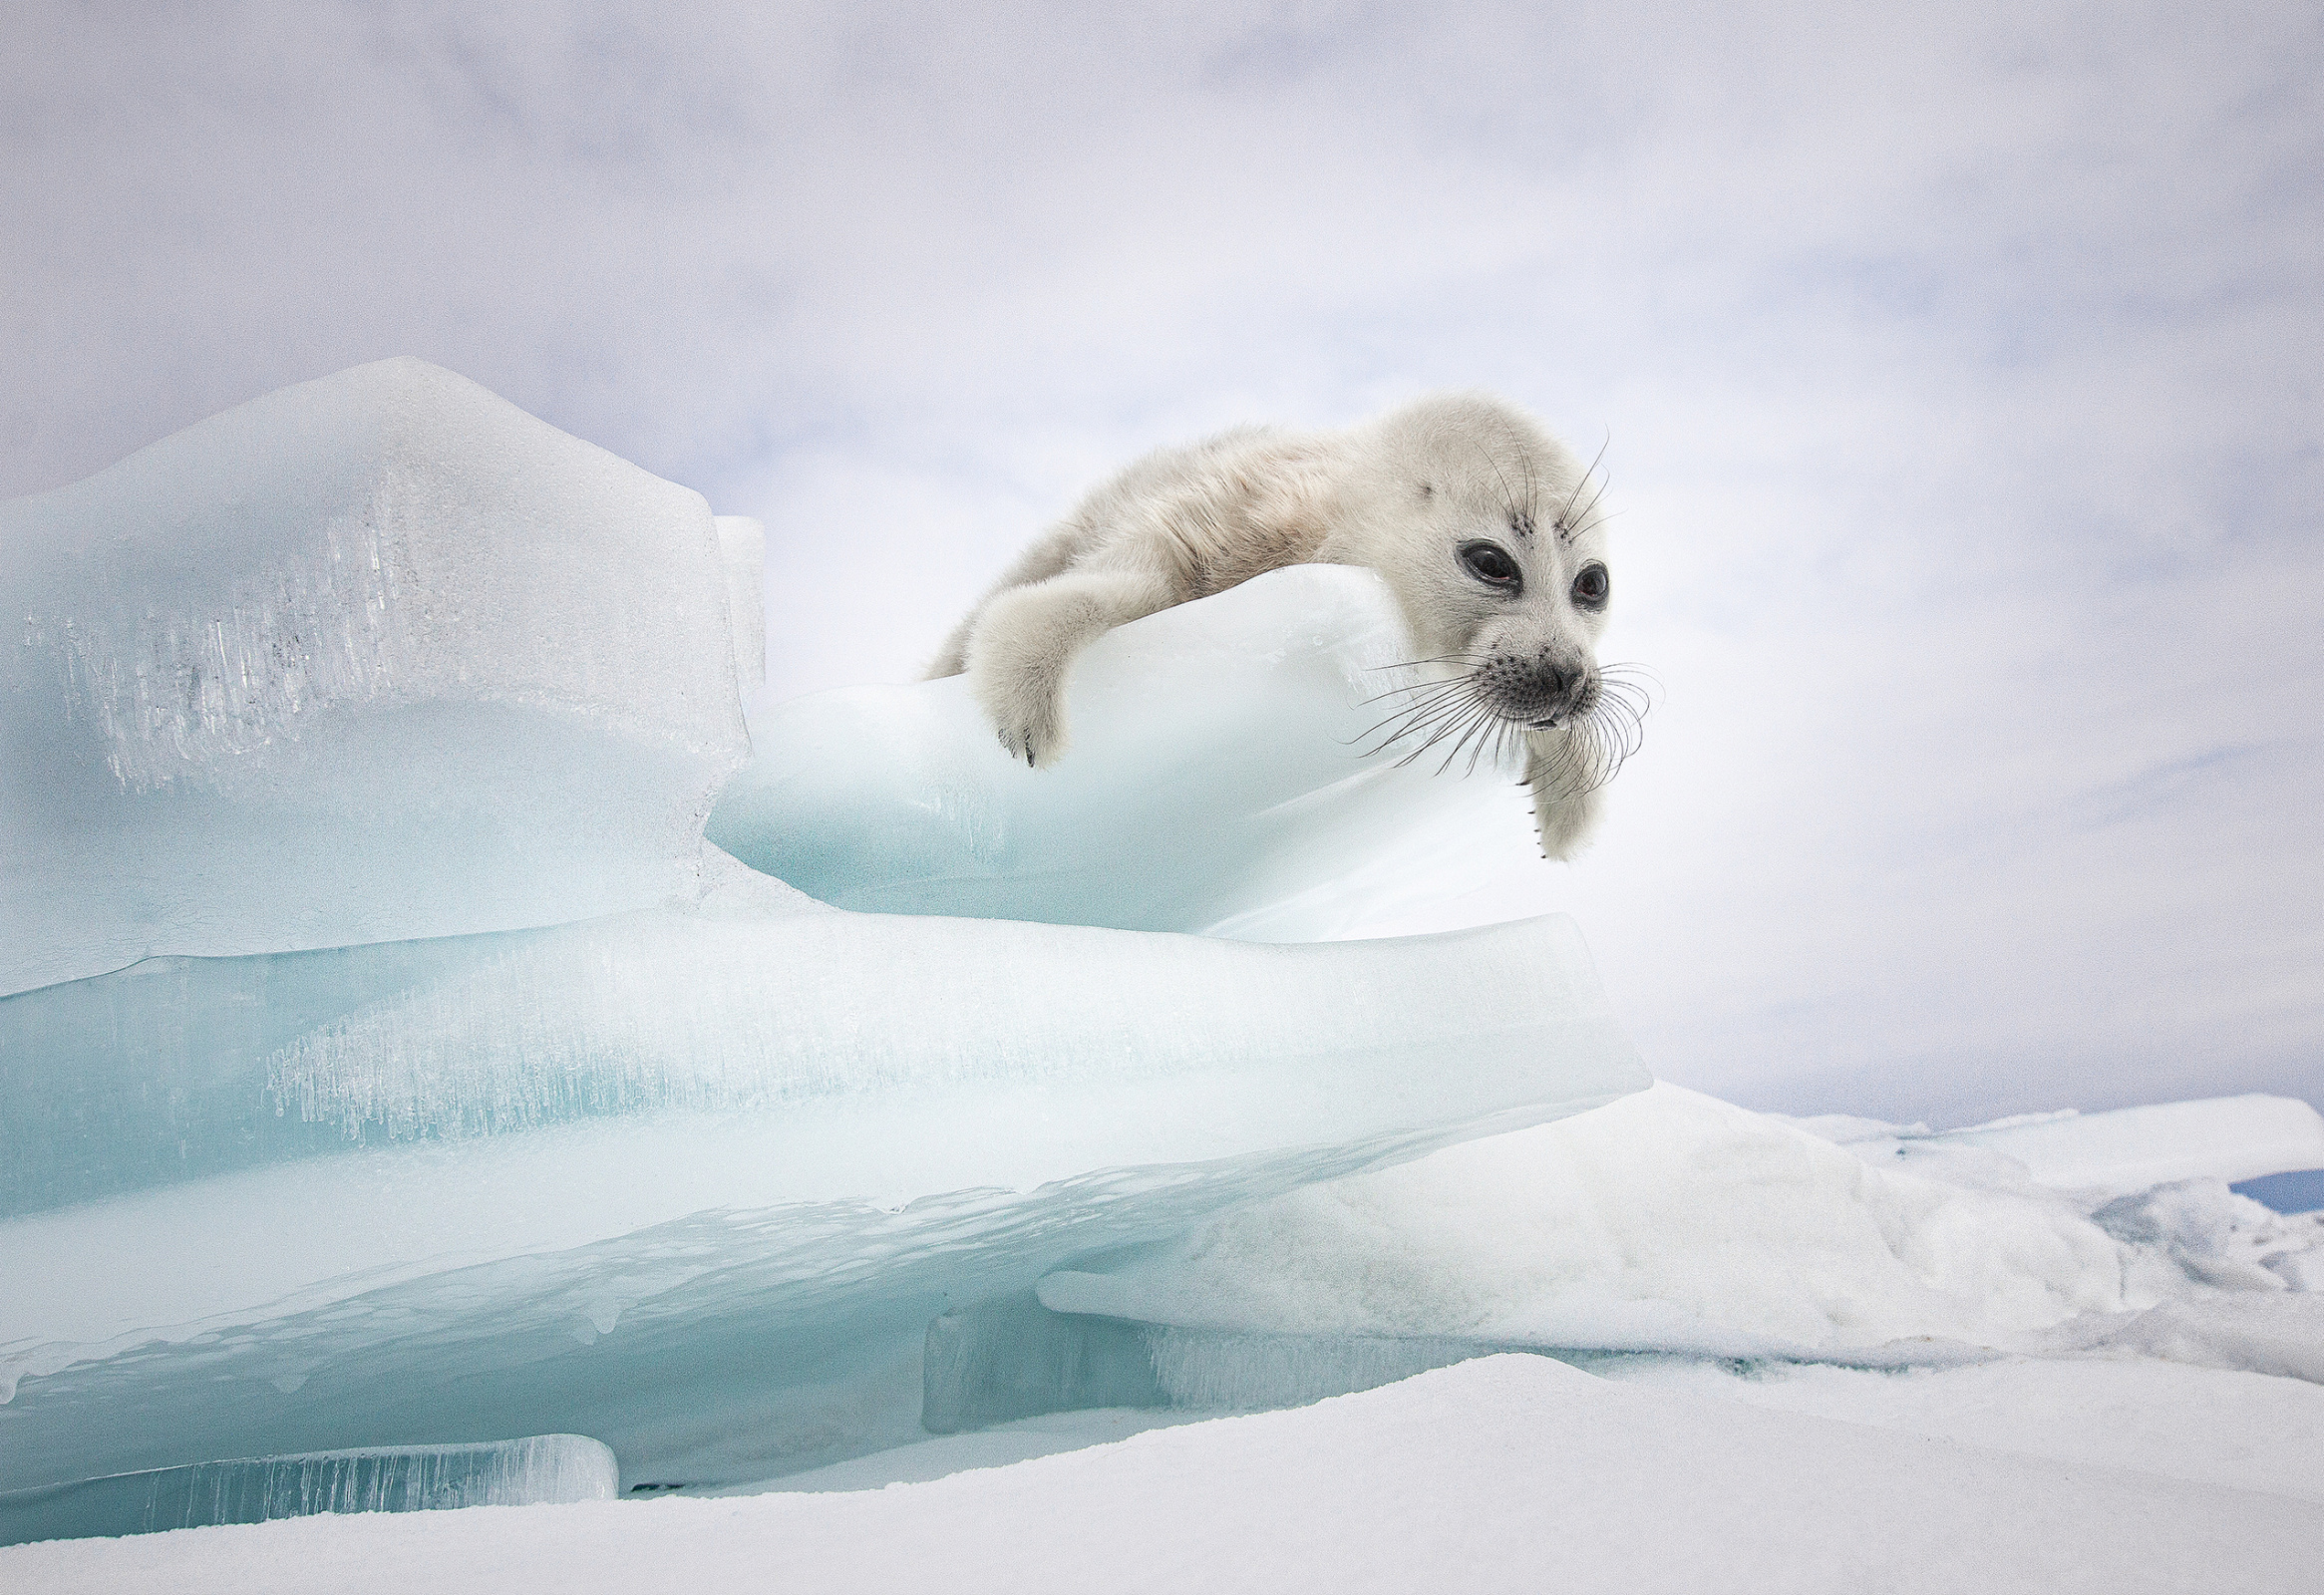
[973,674,1070,771]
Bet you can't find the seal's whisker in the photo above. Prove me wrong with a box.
[1464,715,1511,778]
[1352,694,1468,730]
[1354,713,1451,756]
[1542,693,1644,797]
[1358,677,1476,708]
[1433,707,1499,777]
[1349,701,1468,741]
[1566,507,1623,543]
[1565,479,1615,544]
[1452,715,1494,778]
[1399,700,1494,768]
[1594,687,1649,725]
[1351,682,1476,743]
[1367,654,1486,673]
[1598,660,1662,697]
[1354,686,1487,756]
[1554,432,1610,538]
[1411,700,1492,762]
[1464,433,1523,527]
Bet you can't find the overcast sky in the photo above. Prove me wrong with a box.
[6,1,2319,1123]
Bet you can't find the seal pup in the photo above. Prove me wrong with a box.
[926,394,1642,859]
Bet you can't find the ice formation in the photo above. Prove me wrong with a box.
[1033,1085,2324,1364]
[0,862,1645,1501]
[0,363,1652,1522]
[707,564,1547,941]
[0,358,752,997]
[1791,1095,2324,1193]
[12,1357,2317,1595]
[9,358,2320,1565]
[0,1436,615,1547]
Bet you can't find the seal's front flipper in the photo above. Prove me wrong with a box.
[964,568,1172,769]
[1525,731,1607,860]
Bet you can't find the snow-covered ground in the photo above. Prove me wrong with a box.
[10,1083,2320,1590]
[10,1354,2322,1594]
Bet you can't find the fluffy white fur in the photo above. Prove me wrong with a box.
[928,394,1630,859]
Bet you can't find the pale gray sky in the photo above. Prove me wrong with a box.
[5,1,2319,1122]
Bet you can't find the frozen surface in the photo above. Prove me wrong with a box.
[1594,1355,2324,1501]
[13,358,2317,1582]
[1794,1095,2324,1193]
[707,564,1545,941]
[1037,1084,2324,1367]
[0,381,1661,1509]
[0,874,1646,1492]
[817,1329,2324,1503]
[7,1356,2317,1595]
[741,1408,1215,1494]
[0,358,749,996]
[2035,1293,2324,1382]
[921,1293,1519,1433]
[0,1436,614,1547]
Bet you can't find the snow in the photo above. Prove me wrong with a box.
[0,358,750,998]
[1796,1095,2324,1193]
[2038,1294,2324,1384]
[1036,1085,2324,1366]
[1038,1085,2146,1354]
[1593,1354,2324,1501]
[6,1356,2317,1595]
[707,563,1547,941]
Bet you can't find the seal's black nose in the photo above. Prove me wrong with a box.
[1476,650,1594,727]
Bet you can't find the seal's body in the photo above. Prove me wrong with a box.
[928,394,1636,859]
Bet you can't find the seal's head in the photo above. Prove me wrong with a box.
[1338,394,1645,834]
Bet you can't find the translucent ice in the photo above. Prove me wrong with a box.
[0,363,1651,1506]
[0,877,1647,1492]
[921,1294,1495,1433]
[0,1436,615,1547]
[0,358,751,996]
[707,564,1546,941]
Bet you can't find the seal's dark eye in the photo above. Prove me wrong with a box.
[1459,541,1522,590]
[1571,561,1610,610]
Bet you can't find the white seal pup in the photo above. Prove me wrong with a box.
[926,394,1642,859]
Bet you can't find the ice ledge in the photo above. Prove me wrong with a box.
[709,564,1548,942]
[0,900,1648,1490]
